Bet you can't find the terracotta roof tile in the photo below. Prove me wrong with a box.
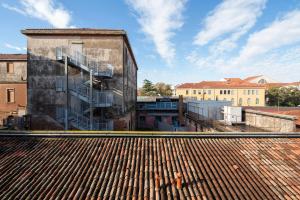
[0,54,27,61]
[176,80,265,89]
[0,136,299,199]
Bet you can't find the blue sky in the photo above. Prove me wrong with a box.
[1,0,300,87]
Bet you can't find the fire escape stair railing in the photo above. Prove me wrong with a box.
[69,80,113,107]
[56,47,114,78]
[68,109,113,131]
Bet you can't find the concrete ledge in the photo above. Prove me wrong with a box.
[245,109,297,120]
[0,130,299,138]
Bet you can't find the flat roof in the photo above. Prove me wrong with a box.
[0,134,299,199]
[21,28,138,69]
[0,54,27,61]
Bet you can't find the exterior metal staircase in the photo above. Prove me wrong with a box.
[56,47,113,78]
[55,47,114,130]
[69,79,113,107]
[68,109,113,131]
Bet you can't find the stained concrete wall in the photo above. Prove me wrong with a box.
[0,60,27,126]
[245,109,296,132]
[0,61,27,82]
[25,34,137,130]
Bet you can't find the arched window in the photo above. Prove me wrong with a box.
[247,98,251,105]
[258,79,266,84]
[256,98,259,104]
[239,98,243,106]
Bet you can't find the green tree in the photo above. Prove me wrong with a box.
[140,79,158,96]
[266,87,300,107]
[155,82,173,96]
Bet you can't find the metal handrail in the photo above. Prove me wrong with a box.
[69,109,113,130]
[68,79,113,107]
[56,47,113,77]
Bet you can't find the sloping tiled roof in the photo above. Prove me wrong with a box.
[247,107,300,126]
[0,136,299,199]
[176,80,265,89]
[0,54,27,61]
[243,75,262,82]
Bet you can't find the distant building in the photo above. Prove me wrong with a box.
[175,79,266,107]
[22,29,138,130]
[0,54,27,126]
[243,75,278,84]
[136,96,181,131]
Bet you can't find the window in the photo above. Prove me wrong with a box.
[7,63,14,73]
[248,90,251,95]
[198,90,201,94]
[239,98,243,106]
[193,90,196,94]
[228,90,230,95]
[224,90,227,95]
[256,98,259,104]
[220,90,223,95]
[252,90,255,95]
[247,98,251,105]
[7,89,15,103]
[258,79,266,84]
[186,90,189,95]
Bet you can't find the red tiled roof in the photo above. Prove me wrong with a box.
[243,75,262,82]
[0,136,299,199]
[247,107,300,126]
[266,82,300,89]
[0,54,27,61]
[176,80,265,89]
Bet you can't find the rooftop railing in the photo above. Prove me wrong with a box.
[56,47,113,78]
[138,102,178,110]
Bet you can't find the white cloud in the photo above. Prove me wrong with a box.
[194,0,266,48]
[235,10,300,64]
[5,43,26,51]
[2,0,72,28]
[2,3,26,15]
[126,0,187,64]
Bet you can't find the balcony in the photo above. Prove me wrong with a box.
[56,47,113,78]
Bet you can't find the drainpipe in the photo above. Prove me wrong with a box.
[64,56,68,130]
[90,69,93,130]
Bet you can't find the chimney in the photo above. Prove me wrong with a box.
[176,173,182,190]
[155,174,160,191]
[178,95,184,126]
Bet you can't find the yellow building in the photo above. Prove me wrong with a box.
[175,78,266,106]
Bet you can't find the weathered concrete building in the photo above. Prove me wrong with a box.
[0,54,27,126]
[22,29,137,130]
